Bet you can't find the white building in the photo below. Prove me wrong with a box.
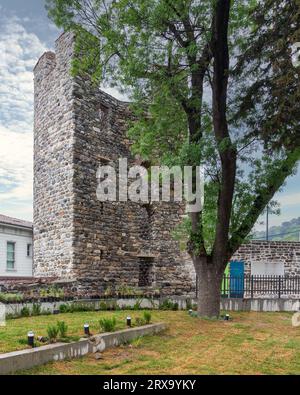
[0,214,33,278]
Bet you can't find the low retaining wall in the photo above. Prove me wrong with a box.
[221,298,300,312]
[2,296,300,316]
[0,323,166,375]
[3,298,160,316]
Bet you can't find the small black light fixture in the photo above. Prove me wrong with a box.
[84,323,90,336]
[127,316,131,327]
[28,331,35,347]
[224,314,230,321]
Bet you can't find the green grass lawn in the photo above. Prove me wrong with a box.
[1,310,300,375]
[0,310,146,354]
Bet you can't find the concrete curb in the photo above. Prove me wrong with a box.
[220,298,300,312]
[0,322,166,375]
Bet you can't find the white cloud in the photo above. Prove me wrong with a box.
[277,192,300,207]
[0,14,48,221]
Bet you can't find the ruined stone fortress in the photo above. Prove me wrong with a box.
[33,32,195,296]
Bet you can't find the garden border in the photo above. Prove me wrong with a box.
[0,322,166,375]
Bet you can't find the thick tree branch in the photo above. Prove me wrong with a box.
[228,147,300,256]
[211,0,236,269]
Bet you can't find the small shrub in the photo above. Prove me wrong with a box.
[186,299,192,310]
[57,321,68,338]
[70,303,94,312]
[0,293,23,303]
[143,311,152,324]
[99,301,108,311]
[47,324,59,343]
[47,286,65,299]
[159,299,178,310]
[135,317,146,326]
[20,306,30,317]
[41,309,52,316]
[32,303,42,316]
[108,301,118,311]
[59,304,70,313]
[133,299,142,310]
[18,338,29,346]
[99,317,117,332]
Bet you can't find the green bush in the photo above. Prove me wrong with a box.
[47,324,59,343]
[143,311,152,324]
[57,321,68,338]
[186,299,192,310]
[41,309,52,316]
[20,306,30,317]
[69,303,94,313]
[99,301,108,310]
[32,303,42,316]
[133,299,142,310]
[99,317,117,332]
[135,317,146,326]
[0,293,23,303]
[159,299,178,311]
[109,301,119,311]
[59,304,70,313]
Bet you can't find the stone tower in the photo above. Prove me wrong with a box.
[33,32,195,296]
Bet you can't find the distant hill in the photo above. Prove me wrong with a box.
[253,217,300,241]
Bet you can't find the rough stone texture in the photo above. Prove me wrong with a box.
[33,35,75,279]
[33,32,195,296]
[233,241,300,276]
[232,241,300,298]
[0,277,77,299]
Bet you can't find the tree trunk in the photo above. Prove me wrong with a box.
[194,256,223,318]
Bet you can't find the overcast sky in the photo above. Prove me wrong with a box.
[0,0,299,232]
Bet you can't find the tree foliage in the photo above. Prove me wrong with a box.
[46,0,300,312]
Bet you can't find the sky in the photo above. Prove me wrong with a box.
[0,0,299,232]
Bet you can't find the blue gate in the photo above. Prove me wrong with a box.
[229,261,244,298]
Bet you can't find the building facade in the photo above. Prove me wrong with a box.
[0,214,33,278]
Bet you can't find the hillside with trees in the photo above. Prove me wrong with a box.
[254,217,300,241]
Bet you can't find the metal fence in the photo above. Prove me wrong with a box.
[221,275,300,299]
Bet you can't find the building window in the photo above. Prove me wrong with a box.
[27,244,32,257]
[98,103,109,124]
[138,258,153,287]
[7,242,15,270]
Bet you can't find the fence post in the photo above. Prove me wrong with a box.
[195,274,198,299]
[251,275,254,299]
[278,275,281,299]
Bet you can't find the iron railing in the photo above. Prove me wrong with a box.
[221,274,300,299]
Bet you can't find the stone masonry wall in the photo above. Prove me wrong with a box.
[33,33,76,278]
[33,32,195,296]
[232,241,300,298]
[233,241,300,276]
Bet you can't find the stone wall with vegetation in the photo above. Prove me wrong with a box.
[33,32,195,297]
